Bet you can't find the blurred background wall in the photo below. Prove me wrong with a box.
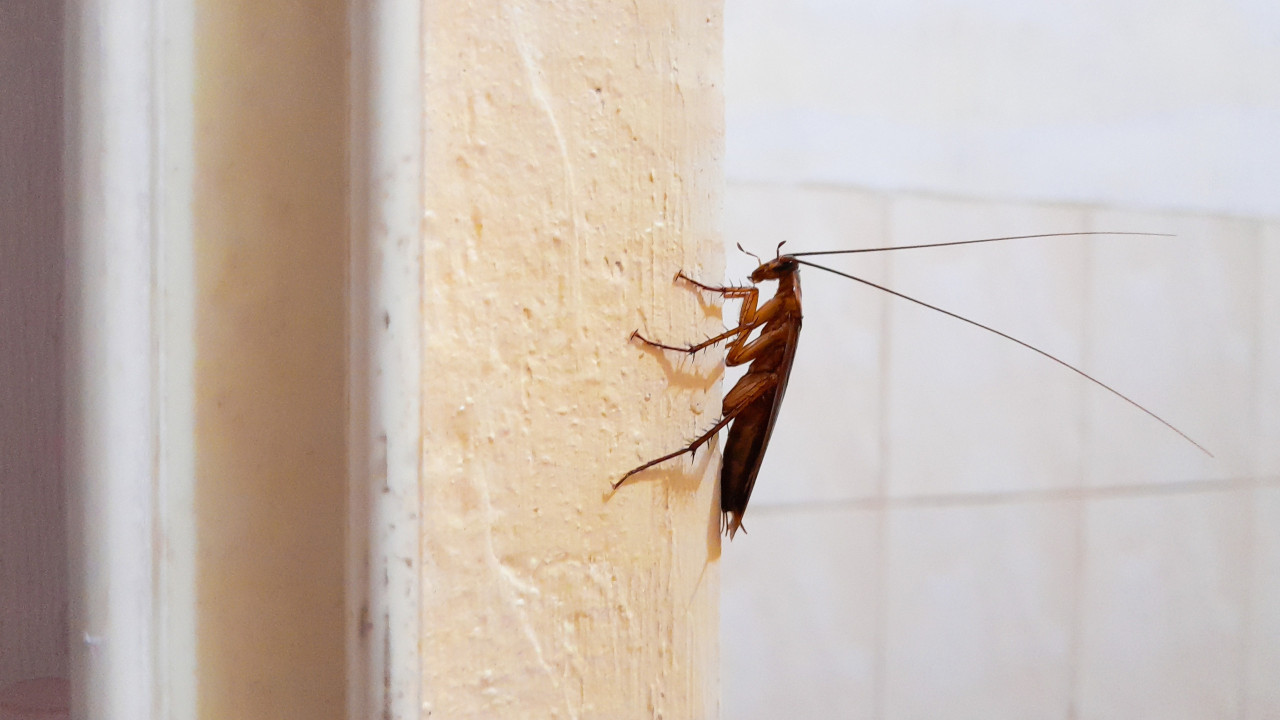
[0,0,69,692]
[718,1,1278,719]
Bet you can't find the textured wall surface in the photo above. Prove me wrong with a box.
[719,1,1279,718]
[0,0,68,691]
[421,1,724,717]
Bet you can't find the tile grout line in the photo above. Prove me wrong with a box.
[745,475,1280,516]
[870,194,894,720]
[1065,206,1098,720]
[1238,484,1258,720]
[724,178,1280,225]
[1065,493,1088,720]
[1238,218,1266,720]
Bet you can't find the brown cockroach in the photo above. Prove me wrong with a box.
[613,232,1211,539]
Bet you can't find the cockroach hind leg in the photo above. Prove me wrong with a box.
[614,415,734,495]
[611,464,647,491]
[631,330,659,348]
[630,329,661,346]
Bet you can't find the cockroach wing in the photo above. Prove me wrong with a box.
[719,318,801,538]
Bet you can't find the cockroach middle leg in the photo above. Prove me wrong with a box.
[628,268,767,355]
[631,325,755,356]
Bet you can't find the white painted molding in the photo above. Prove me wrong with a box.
[347,0,425,718]
[66,0,155,717]
[66,0,197,716]
[153,0,198,715]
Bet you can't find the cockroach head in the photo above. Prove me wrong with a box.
[749,254,799,282]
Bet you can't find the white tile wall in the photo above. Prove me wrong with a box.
[1076,490,1250,720]
[720,183,1277,720]
[1083,210,1259,486]
[1246,486,1280,717]
[724,0,1280,217]
[884,195,1091,497]
[721,508,880,720]
[1257,223,1280,479]
[882,501,1075,720]
[719,6,1275,716]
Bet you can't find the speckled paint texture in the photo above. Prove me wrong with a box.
[422,1,724,716]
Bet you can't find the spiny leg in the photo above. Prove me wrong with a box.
[616,270,771,490]
[631,324,757,355]
[627,272,764,356]
[612,412,736,490]
[614,367,779,489]
[675,271,756,298]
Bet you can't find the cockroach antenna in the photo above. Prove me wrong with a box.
[736,242,763,265]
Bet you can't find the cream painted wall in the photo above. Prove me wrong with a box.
[718,2,1279,719]
[421,1,723,717]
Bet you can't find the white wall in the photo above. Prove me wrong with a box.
[725,0,1280,218]
[719,1,1279,718]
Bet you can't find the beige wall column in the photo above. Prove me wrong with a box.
[422,1,724,716]
[193,3,348,718]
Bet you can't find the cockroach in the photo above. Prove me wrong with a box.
[613,232,1211,539]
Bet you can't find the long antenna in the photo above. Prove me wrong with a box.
[789,231,1173,258]
[791,257,1212,457]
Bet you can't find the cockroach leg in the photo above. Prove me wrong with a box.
[615,362,779,490]
[612,413,736,490]
[631,325,755,355]
[675,272,756,298]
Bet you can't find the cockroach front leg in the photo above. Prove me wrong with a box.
[629,272,764,355]
[674,272,756,299]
